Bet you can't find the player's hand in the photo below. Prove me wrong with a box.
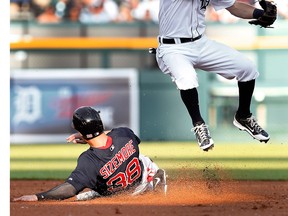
[66,133,87,144]
[13,195,38,202]
[249,0,277,28]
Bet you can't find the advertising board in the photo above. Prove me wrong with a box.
[10,69,139,143]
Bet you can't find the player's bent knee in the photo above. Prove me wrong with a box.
[174,77,199,90]
[236,61,259,82]
[175,82,199,90]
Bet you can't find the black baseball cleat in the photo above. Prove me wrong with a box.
[233,115,270,143]
[203,144,214,152]
[192,123,214,151]
[153,169,167,195]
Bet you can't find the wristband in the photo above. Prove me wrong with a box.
[36,192,45,200]
[253,8,264,19]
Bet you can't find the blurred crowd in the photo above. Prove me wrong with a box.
[10,0,160,23]
[10,0,288,24]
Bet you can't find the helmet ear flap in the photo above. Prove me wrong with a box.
[72,106,104,140]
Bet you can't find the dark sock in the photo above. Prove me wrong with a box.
[180,88,205,126]
[236,79,255,119]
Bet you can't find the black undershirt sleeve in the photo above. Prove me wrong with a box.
[36,182,77,200]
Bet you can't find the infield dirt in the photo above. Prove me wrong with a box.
[11,179,288,216]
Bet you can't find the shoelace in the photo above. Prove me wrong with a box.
[247,116,263,133]
[193,124,210,143]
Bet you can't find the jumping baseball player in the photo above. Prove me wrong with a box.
[155,0,277,151]
[13,106,167,202]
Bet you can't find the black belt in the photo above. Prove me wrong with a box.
[160,35,202,44]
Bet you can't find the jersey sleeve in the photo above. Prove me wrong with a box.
[66,153,97,193]
[36,182,77,200]
[211,0,236,11]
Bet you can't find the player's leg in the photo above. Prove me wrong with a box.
[197,37,269,142]
[156,47,214,151]
[180,88,214,151]
[233,80,269,142]
[180,88,204,126]
[233,78,269,142]
[236,80,255,119]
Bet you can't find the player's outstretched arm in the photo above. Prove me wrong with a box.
[227,0,277,28]
[13,182,78,202]
[226,1,255,19]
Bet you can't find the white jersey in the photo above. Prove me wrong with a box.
[158,0,235,38]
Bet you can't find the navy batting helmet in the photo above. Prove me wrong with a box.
[72,106,104,140]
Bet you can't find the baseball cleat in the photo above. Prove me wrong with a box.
[192,123,214,151]
[260,139,269,144]
[203,144,214,152]
[153,169,167,195]
[233,115,270,143]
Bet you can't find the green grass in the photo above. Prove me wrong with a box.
[10,142,288,180]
